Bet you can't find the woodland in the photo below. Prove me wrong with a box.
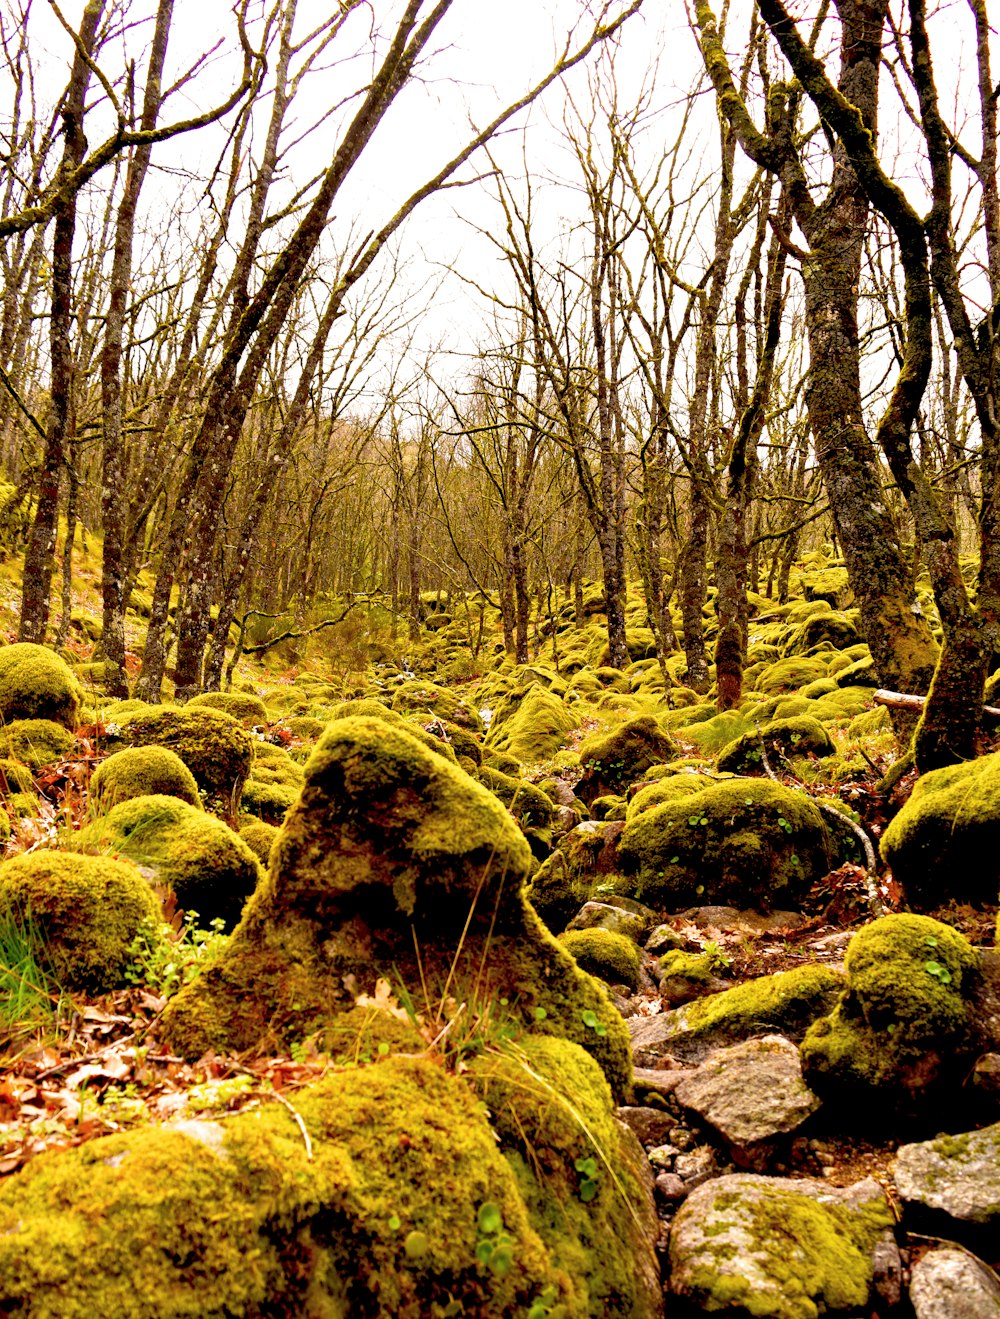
[0,0,997,1316]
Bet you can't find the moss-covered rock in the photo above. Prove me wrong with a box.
[0,1054,654,1318]
[390,679,483,732]
[476,764,554,856]
[617,779,832,911]
[159,716,631,1098]
[754,656,829,696]
[880,750,1000,906]
[782,611,860,656]
[186,690,269,726]
[799,914,981,1105]
[0,642,80,729]
[90,746,201,811]
[118,707,255,809]
[484,683,578,764]
[238,820,279,866]
[0,851,159,991]
[69,795,263,930]
[716,716,835,775]
[669,1173,894,1318]
[241,742,305,825]
[576,716,677,803]
[559,928,642,990]
[0,718,75,768]
[329,698,459,762]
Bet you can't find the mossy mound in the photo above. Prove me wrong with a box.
[576,716,677,803]
[683,711,756,757]
[526,821,629,933]
[329,698,459,762]
[880,750,1000,906]
[715,716,835,775]
[90,746,201,811]
[484,683,578,764]
[186,690,269,726]
[782,610,860,656]
[476,765,554,855]
[390,679,483,732]
[0,718,75,768]
[0,642,80,729]
[69,795,263,930]
[754,656,828,696]
[416,716,483,765]
[617,779,832,911]
[801,566,851,607]
[0,851,159,992]
[559,928,642,990]
[626,772,716,821]
[799,914,981,1105]
[0,1052,660,1318]
[241,742,305,825]
[238,820,279,865]
[159,716,631,1098]
[285,715,325,740]
[118,707,255,808]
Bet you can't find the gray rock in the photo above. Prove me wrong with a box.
[565,900,647,942]
[895,1124,1000,1227]
[616,1105,674,1147]
[678,905,809,935]
[672,1035,821,1168]
[645,923,685,955]
[673,1145,721,1190]
[631,1065,690,1100]
[910,1248,1000,1319]
[668,1173,898,1316]
[654,1172,686,1201]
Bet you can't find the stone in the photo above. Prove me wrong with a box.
[668,1173,898,1318]
[654,1172,686,1201]
[672,1035,821,1168]
[616,1106,675,1148]
[909,1248,1000,1319]
[673,1145,721,1190]
[631,1066,689,1101]
[894,1124,1000,1230]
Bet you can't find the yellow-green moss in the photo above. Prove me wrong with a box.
[241,742,306,825]
[69,795,263,930]
[559,928,642,990]
[0,851,159,991]
[484,683,579,765]
[0,757,34,795]
[329,698,459,762]
[476,764,554,855]
[0,718,75,768]
[617,779,832,910]
[90,746,201,811]
[753,656,829,696]
[118,707,255,808]
[159,717,632,1098]
[880,750,1000,906]
[0,1057,580,1318]
[0,642,81,729]
[187,690,269,726]
[715,716,835,775]
[576,717,677,802]
[238,820,279,865]
[664,965,846,1049]
[390,679,483,732]
[800,914,980,1101]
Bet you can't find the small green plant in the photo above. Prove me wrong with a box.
[574,1154,599,1201]
[474,1201,514,1276]
[580,1008,607,1037]
[923,960,952,985]
[527,1284,561,1318]
[701,939,732,973]
[124,911,228,998]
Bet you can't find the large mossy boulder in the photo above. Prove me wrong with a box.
[0,642,80,728]
[0,718,74,768]
[617,779,832,911]
[880,751,1000,906]
[117,707,255,808]
[159,716,631,1098]
[799,915,981,1107]
[484,682,578,764]
[0,1048,660,1318]
[390,678,483,732]
[0,851,159,991]
[241,742,305,825]
[69,795,263,930]
[90,746,201,811]
[186,690,269,726]
[576,716,677,803]
[716,716,835,775]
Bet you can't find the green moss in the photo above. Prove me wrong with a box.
[329,698,459,762]
[684,711,757,756]
[716,716,835,775]
[0,1057,578,1317]
[626,774,716,821]
[476,765,554,856]
[238,820,279,865]
[657,950,716,987]
[576,717,676,803]
[801,566,851,607]
[413,716,483,765]
[880,750,1000,906]
[782,611,860,656]
[390,679,483,733]
[0,851,159,991]
[673,1179,892,1319]
[118,707,255,809]
[833,656,878,688]
[0,642,81,729]
[286,715,325,740]
[187,690,269,726]
[69,795,263,930]
[0,719,75,768]
[800,914,980,1102]
[485,683,578,764]
[753,656,829,696]
[242,743,306,825]
[678,965,845,1045]
[617,779,832,910]
[0,758,35,795]
[591,794,627,821]
[90,746,201,811]
[159,717,632,1099]
[559,928,642,990]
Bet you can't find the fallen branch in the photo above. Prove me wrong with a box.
[873,688,1000,718]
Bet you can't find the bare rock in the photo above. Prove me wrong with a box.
[616,1105,675,1148]
[895,1124,1000,1230]
[910,1247,1000,1319]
